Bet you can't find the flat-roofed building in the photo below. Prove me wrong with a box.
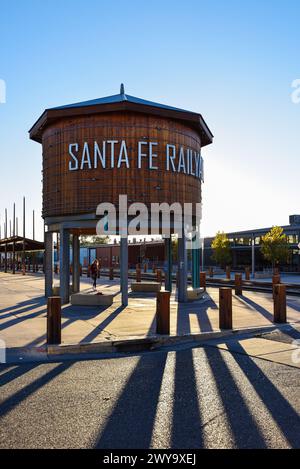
[204,215,300,272]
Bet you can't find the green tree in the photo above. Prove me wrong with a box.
[211,231,232,268]
[261,226,290,269]
[79,235,109,246]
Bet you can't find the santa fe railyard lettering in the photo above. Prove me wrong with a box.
[68,140,204,181]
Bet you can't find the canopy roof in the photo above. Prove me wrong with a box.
[0,236,44,252]
[29,85,213,146]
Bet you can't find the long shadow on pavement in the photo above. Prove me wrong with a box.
[95,353,167,449]
[0,297,46,316]
[176,296,217,335]
[171,348,204,448]
[0,362,73,419]
[238,294,273,322]
[0,363,41,386]
[227,341,300,448]
[80,305,126,343]
[204,346,267,448]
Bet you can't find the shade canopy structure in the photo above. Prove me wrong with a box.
[0,236,44,253]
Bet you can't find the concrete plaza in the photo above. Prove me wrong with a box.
[1,271,300,350]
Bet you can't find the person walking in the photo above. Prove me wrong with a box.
[90,259,99,291]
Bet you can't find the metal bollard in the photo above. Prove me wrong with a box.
[144,263,147,273]
[136,267,141,282]
[152,264,156,273]
[156,290,171,334]
[234,273,242,295]
[200,272,206,289]
[245,267,250,281]
[273,284,287,323]
[109,267,114,280]
[47,296,61,344]
[209,267,213,278]
[226,266,231,280]
[219,287,232,329]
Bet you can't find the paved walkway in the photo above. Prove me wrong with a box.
[205,337,300,369]
[1,272,300,349]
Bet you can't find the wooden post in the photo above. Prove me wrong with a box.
[272,274,280,298]
[234,273,242,295]
[47,296,61,344]
[156,268,162,284]
[273,284,287,323]
[226,266,231,280]
[136,267,141,282]
[109,267,114,280]
[156,291,170,334]
[219,287,232,329]
[245,267,250,281]
[200,272,206,289]
[209,267,213,278]
[120,236,128,307]
[272,273,280,284]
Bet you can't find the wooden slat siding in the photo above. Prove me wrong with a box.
[42,112,202,218]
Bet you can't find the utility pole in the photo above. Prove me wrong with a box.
[4,209,7,272]
[32,209,35,272]
[12,203,16,274]
[23,196,26,265]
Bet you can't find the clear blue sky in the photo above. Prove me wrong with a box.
[1,0,300,241]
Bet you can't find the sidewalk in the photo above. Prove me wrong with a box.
[1,272,300,353]
[204,336,300,369]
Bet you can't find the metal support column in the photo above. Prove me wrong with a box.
[251,235,255,278]
[120,236,128,306]
[59,227,70,304]
[72,234,80,293]
[165,237,172,292]
[178,233,188,302]
[192,243,200,289]
[45,230,53,297]
[4,242,7,273]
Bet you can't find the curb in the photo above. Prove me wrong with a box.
[46,324,284,356]
[5,323,298,363]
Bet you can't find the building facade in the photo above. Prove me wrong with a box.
[203,215,300,272]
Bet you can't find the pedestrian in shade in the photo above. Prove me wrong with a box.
[90,259,99,291]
